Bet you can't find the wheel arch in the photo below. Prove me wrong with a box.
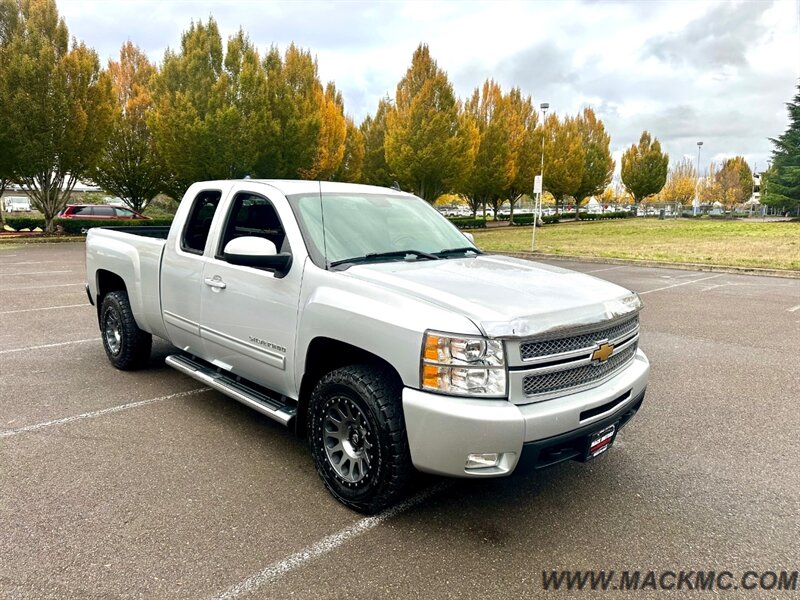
[95,269,128,320]
[295,337,403,436]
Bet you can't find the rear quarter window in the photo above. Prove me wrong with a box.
[181,190,222,254]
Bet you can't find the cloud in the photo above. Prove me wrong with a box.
[643,0,773,69]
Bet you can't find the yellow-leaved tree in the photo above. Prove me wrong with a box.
[385,44,478,202]
[541,114,585,213]
[716,156,753,215]
[661,158,698,208]
[92,42,168,212]
[304,82,346,179]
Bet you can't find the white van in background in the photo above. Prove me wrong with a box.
[3,196,32,212]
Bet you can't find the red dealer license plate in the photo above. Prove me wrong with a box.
[586,424,617,460]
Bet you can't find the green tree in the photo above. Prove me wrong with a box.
[621,131,669,204]
[361,97,393,186]
[660,157,697,207]
[573,107,614,203]
[91,42,168,213]
[385,44,477,201]
[0,0,115,232]
[257,43,324,179]
[542,114,585,213]
[716,156,753,214]
[334,116,365,183]
[0,0,21,226]
[763,82,800,213]
[150,21,273,197]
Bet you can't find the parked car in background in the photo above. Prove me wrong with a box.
[3,196,32,212]
[59,205,150,220]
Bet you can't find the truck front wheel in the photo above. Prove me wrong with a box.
[308,364,412,513]
[100,290,152,370]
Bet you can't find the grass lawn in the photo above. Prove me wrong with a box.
[472,219,800,271]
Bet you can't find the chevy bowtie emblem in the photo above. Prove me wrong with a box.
[592,342,614,363]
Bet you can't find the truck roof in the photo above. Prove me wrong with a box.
[195,179,413,197]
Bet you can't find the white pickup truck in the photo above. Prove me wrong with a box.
[86,180,649,513]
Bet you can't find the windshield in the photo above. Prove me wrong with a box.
[286,192,478,268]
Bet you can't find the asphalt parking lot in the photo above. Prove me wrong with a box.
[1,242,799,599]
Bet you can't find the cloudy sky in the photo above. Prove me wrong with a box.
[58,0,799,178]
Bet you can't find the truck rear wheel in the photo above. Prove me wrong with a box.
[100,290,152,370]
[308,364,412,514]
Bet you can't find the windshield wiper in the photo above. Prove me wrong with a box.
[329,249,440,268]
[435,246,482,257]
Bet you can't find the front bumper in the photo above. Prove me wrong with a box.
[402,348,649,477]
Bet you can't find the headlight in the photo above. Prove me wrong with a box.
[421,331,507,397]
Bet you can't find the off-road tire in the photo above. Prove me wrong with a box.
[100,290,152,370]
[308,364,412,513]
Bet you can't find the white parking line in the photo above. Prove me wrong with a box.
[788,305,800,313]
[638,274,722,295]
[0,338,98,355]
[1,282,83,291]
[0,260,57,265]
[699,283,736,293]
[0,388,210,439]
[585,266,623,274]
[0,270,74,276]
[213,482,448,600]
[0,303,88,315]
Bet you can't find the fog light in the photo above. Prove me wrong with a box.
[466,453,500,469]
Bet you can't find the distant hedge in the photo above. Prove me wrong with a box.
[5,216,174,235]
[447,217,487,229]
[576,211,634,221]
[510,213,570,225]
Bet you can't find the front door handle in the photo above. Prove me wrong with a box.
[204,276,227,290]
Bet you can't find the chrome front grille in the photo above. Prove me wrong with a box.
[522,343,637,396]
[520,316,639,361]
[516,315,640,400]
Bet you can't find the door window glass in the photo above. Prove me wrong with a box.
[218,193,288,257]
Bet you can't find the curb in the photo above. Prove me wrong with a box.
[493,252,800,279]
[0,235,84,244]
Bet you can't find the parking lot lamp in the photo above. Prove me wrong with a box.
[693,141,703,216]
[531,102,549,251]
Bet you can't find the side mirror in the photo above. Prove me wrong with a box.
[223,236,292,276]
[462,231,475,244]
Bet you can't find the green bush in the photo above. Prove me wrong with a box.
[510,213,535,225]
[56,217,174,234]
[5,215,174,234]
[510,213,563,225]
[576,211,634,221]
[5,216,44,231]
[447,217,486,229]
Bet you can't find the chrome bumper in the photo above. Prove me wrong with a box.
[402,349,650,477]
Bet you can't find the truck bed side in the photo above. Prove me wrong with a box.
[86,227,169,339]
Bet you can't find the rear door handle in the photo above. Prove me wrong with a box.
[204,276,227,290]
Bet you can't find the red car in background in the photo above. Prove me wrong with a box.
[58,205,150,220]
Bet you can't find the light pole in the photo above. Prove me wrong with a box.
[693,141,703,216]
[531,102,549,252]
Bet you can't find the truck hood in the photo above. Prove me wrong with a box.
[343,255,641,339]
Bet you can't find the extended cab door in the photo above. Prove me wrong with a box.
[198,186,305,398]
[161,188,224,355]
